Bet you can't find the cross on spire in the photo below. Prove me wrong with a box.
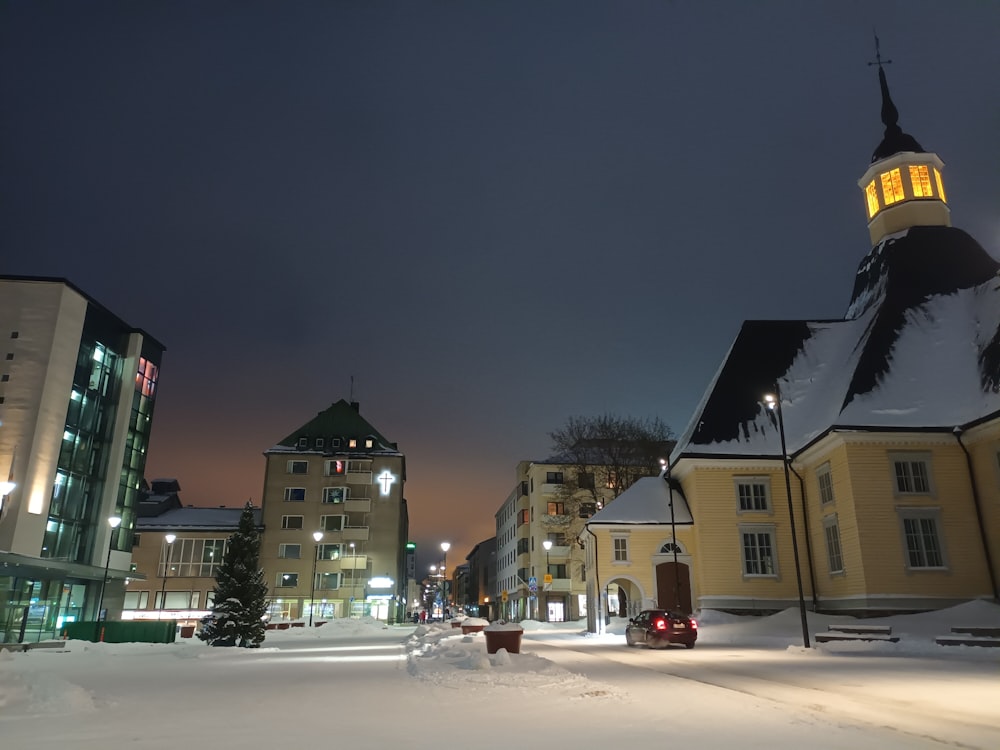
[868,31,892,69]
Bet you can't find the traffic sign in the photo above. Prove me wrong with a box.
[501,590,508,602]
[543,574,553,585]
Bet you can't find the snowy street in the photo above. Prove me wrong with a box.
[3,603,999,749]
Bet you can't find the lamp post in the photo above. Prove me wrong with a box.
[96,515,123,621]
[542,539,552,622]
[440,542,450,617]
[349,542,358,617]
[158,533,176,620]
[765,385,811,649]
[309,531,323,626]
[661,457,683,612]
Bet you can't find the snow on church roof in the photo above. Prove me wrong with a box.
[674,226,1000,460]
[587,475,693,526]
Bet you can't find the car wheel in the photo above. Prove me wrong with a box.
[684,641,695,649]
[625,633,634,647]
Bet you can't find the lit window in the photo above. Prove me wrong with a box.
[546,501,565,515]
[365,438,374,448]
[326,460,346,476]
[322,487,346,503]
[909,165,932,197]
[934,168,947,203]
[865,180,879,218]
[317,543,341,560]
[880,168,905,205]
[349,439,358,448]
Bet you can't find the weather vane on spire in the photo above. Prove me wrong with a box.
[868,31,892,69]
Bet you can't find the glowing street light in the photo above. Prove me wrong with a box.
[440,542,450,617]
[350,542,358,617]
[309,531,323,626]
[765,386,811,649]
[97,515,123,621]
[158,533,176,620]
[542,539,552,622]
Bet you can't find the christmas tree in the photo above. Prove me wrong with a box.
[199,501,268,647]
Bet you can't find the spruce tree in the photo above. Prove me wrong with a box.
[199,501,268,647]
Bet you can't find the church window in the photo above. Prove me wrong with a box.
[817,463,835,505]
[823,516,844,573]
[865,180,879,218]
[909,165,933,197]
[735,477,770,512]
[880,168,905,205]
[740,525,777,577]
[899,509,944,569]
[934,168,947,203]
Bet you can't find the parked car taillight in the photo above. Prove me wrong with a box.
[690,619,698,630]
[654,618,667,631]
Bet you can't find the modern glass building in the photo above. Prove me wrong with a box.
[0,276,165,643]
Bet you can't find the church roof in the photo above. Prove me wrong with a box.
[587,475,693,526]
[871,63,925,163]
[675,226,1000,459]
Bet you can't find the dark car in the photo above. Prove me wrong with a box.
[625,609,698,649]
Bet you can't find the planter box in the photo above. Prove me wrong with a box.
[461,625,485,635]
[450,621,462,629]
[291,622,305,628]
[484,628,523,654]
[179,625,196,638]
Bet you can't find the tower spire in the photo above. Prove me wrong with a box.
[867,34,924,164]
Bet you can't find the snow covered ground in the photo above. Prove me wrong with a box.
[2,601,999,749]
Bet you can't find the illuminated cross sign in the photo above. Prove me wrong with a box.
[376,470,396,496]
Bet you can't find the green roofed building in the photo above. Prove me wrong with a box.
[258,400,409,624]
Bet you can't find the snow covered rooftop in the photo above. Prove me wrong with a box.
[587,475,693,526]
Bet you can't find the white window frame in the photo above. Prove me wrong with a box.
[817,462,835,505]
[124,591,150,609]
[611,534,629,563]
[890,452,933,495]
[317,543,341,560]
[287,460,308,475]
[283,487,306,502]
[297,437,308,450]
[320,514,345,532]
[277,572,299,588]
[323,486,347,504]
[739,524,778,578]
[822,515,844,574]
[325,459,347,476]
[315,572,341,590]
[898,507,946,569]
[735,476,771,513]
[281,515,304,530]
[278,543,301,559]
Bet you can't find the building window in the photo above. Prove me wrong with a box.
[546,501,565,515]
[331,438,341,448]
[817,463,835,505]
[123,591,149,609]
[278,543,301,559]
[865,180,879,218]
[880,168,905,205]
[277,573,299,588]
[823,517,844,573]
[349,439,358,448]
[347,460,369,473]
[612,536,628,562]
[909,165,933,197]
[287,460,308,475]
[281,515,304,530]
[326,460,346,476]
[297,437,308,449]
[323,487,347,504]
[517,537,530,555]
[315,438,325,449]
[934,168,947,202]
[4,353,12,360]
[545,471,564,484]
[10,331,18,338]
[364,438,374,448]
[283,487,306,502]
[735,477,770,512]
[320,515,345,532]
[517,509,529,526]
[316,572,340,590]
[740,525,777,577]
[659,541,682,554]
[317,543,341,560]
[892,454,931,494]
[900,509,945,568]
[1,374,8,382]
[579,502,597,518]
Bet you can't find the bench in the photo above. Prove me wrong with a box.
[950,626,1000,638]
[814,625,898,643]
[936,634,1000,648]
[0,641,68,653]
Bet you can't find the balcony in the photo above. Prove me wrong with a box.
[344,498,371,513]
[347,471,372,485]
[339,554,368,570]
[548,544,571,560]
[342,526,369,541]
[540,482,564,495]
[544,577,573,593]
[541,513,572,528]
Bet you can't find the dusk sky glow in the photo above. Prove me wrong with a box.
[2,2,998,569]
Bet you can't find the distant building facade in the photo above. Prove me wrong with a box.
[258,400,409,623]
[0,276,164,642]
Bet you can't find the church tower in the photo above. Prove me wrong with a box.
[857,42,951,246]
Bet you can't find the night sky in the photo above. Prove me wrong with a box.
[2,2,998,571]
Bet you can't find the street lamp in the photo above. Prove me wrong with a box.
[440,542,450,617]
[765,385,811,649]
[158,533,176,620]
[542,539,552,622]
[349,542,358,617]
[96,515,123,621]
[309,531,323,626]
[661,457,682,612]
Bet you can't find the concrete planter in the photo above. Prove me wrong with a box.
[484,628,523,654]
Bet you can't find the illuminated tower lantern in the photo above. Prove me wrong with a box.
[858,41,951,246]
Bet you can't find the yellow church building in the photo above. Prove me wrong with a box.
[583,59,1000,628]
